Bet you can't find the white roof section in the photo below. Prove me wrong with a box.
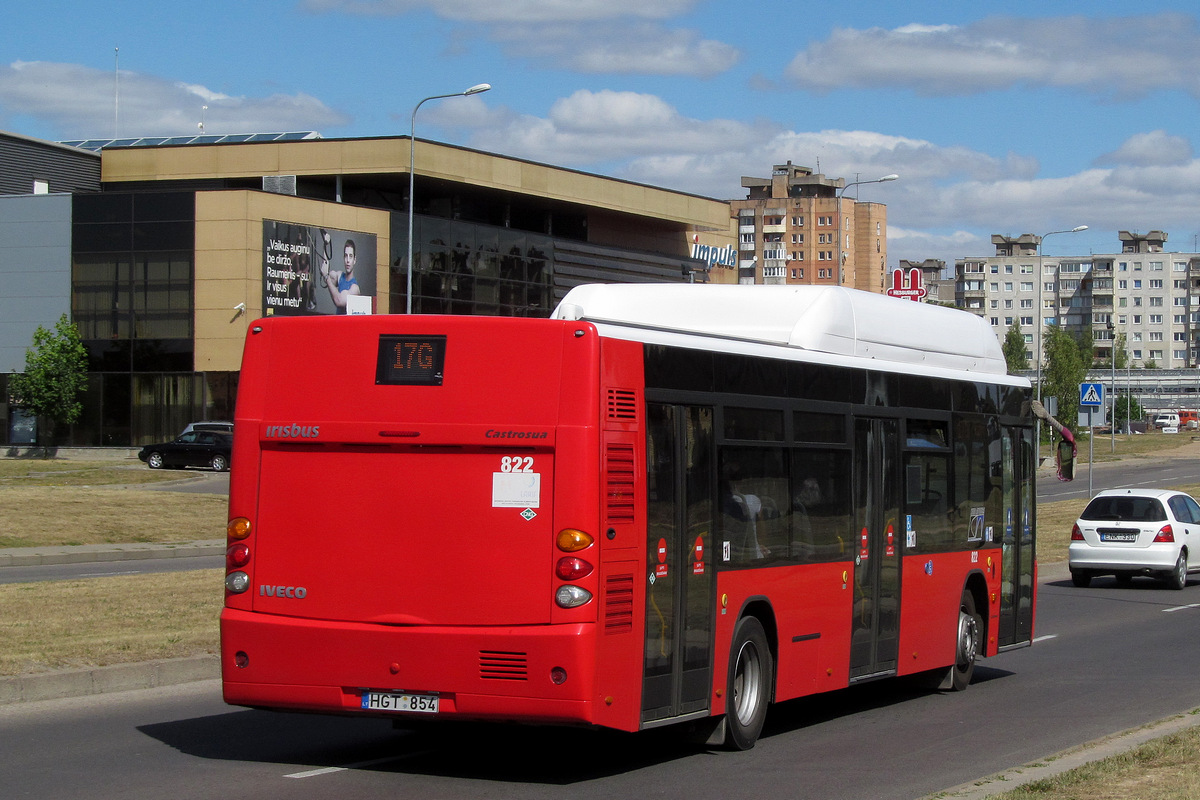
[552,284,1015,382]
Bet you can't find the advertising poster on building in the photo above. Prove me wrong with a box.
[262,220,377,316]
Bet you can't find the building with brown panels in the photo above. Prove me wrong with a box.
[729,162,892,292]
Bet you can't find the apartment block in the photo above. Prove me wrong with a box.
[954,230,1200,369]
[730,162,890,292]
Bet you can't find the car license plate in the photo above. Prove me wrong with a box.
[361,691,439,713]
[1100,532,1137,542]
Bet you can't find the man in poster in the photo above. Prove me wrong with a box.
[320,236,361,314]
[262,221,375,316]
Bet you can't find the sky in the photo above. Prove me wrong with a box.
[5,1,1200,269]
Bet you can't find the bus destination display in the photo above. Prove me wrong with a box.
[376,335,446,385]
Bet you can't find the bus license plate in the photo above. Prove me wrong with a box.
[361,691,439,714]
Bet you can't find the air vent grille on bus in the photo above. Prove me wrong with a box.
[604,574,635,634]
[479,650,528,681]
[605,444,635,524]
[606,389,637,421]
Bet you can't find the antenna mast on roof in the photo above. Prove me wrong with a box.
[113,46,119,138]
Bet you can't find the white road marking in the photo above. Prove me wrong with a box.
[285,754,416,779]
[1032,634,1057,643]
[1163,603,1200,613]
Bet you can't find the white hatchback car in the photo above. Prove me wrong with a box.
[1069,489,1200,589]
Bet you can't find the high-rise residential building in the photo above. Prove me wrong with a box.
[954,230,1200,369]
[730,162,890,292]
[898,259,947,304]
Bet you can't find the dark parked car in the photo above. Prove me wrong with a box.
[138,431,232,472]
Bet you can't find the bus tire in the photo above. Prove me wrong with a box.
[950,591,982,691]
[724,615,772,750]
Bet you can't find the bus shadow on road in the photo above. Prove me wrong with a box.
[138,708,698,783]
[139,669,1016,783]
[761,665,1015,740]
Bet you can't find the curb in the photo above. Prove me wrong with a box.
[0,655,220,705]
[925,709,1200,800]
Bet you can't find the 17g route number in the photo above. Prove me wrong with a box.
[500,456,534,473]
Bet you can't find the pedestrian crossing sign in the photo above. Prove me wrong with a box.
[1079,382,1104,407]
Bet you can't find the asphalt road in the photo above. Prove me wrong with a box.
[4,565,1200,800]
[0,554,220,585]
[1038,449,1200,502]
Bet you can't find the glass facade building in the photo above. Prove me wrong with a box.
[69,192,236,446]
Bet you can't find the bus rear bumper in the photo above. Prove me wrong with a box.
[220,608,600,726]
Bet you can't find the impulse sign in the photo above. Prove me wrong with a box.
[376,334,446,385]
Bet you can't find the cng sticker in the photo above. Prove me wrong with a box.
[520,508,536,521]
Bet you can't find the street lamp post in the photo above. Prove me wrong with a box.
[1034,225,1088,465]
[1108,317,1116,453]
[834,173,898,286]
[406,83,492,314]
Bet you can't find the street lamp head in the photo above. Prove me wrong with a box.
[1071,225,1088,232]
[464,83,492,96]
[878,174,899,182]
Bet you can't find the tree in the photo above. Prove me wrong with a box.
[8,315,89,449]
[1113,391,1143,432]
[1075,326,1095,368]
[1002,320,1029,373]
[1043,325,1088,437]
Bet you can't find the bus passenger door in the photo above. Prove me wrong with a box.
[641,403,716,725]
[998,426,1035,647]
[850,417,901,680]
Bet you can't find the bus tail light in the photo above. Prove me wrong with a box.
[1154,525,1175,543]
[228,517,252,540]
[557,528,594,552]
[556,556,593,581]
[555,585,592,608]
[227,543,251,569]
[1070,524,1083,541]
[225,571,250,594]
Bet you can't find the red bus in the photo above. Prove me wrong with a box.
[221,284,1040,750]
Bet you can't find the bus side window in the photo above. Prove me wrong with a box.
[905,454,951,552]
[791,449,852,562]
[720,447,788,564]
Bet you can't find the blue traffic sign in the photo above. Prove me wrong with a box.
[1080,382,1104,407]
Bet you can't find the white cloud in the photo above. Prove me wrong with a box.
[474,90,767,168]
[0,61,348,139]
[1095,130,1193,167]
[491,22,739,77]
[785,14,1200,99]
[305,0,732,77]
[302,0,699,23]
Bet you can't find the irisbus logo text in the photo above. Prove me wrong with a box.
[265,423,320,439]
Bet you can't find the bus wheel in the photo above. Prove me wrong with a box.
[724,615,771,750]
[950,591,982,691]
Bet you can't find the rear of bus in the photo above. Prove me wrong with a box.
[221,314,626,728]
